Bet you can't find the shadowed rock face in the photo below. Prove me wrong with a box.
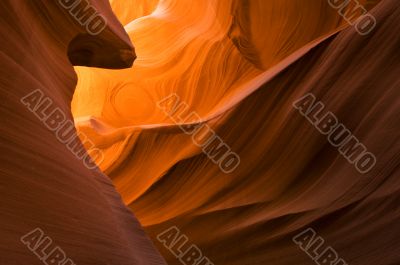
[2,0,400,265]
[0,0,165,264]
[67,34,136,69]
[72,0,398,265]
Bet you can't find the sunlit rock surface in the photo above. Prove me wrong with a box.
[1,0,399,264]
[72,0,399,264]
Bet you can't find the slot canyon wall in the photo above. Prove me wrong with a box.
[0,0,165,264]
[1,0,399,264]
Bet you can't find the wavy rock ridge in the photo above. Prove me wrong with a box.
[72,0,399,264]
[1,0,399,265]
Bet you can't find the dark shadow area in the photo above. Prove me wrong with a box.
[68,33,136,69]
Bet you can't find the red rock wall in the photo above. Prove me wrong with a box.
[0,0,165,264]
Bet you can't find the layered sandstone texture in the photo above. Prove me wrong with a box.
[0,1,165,264]
[72,0,400,264]
[1,0,399,265]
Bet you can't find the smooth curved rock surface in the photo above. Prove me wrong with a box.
[72,0,399,264]
[0,0,165,264]
[2,0,399,264]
